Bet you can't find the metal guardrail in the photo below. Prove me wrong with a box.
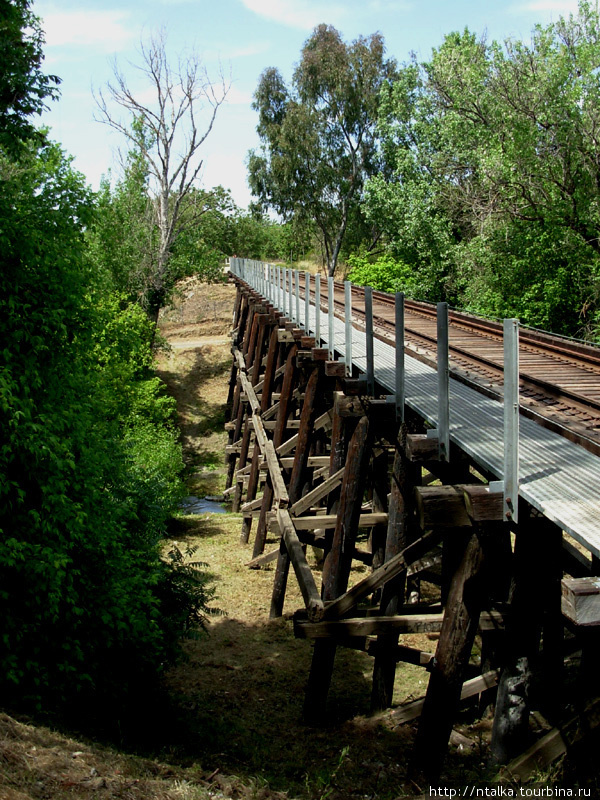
[228,256,520,516]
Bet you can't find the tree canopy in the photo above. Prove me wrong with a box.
[364,0,600,337]
[248,24,397,275]
[0,0,60,153]
[0,3,212,713]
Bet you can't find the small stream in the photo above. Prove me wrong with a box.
[179,495,227,514]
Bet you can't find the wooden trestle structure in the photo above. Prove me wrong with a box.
[224,261,600,781]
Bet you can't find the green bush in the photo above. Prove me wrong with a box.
[347,253,417,295]
[0,138,207,713]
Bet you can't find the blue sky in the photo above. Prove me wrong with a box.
[33,0,580,208]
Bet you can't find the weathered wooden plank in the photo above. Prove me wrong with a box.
[271,367,322,618]
[246,548,279,568]
[323,531,440,621]
[561,576,600,626]
[296,612,504,639]
[406,433,440,462]
[289,468,345,517]
[411,529,490,781]
[253,363,286,395]
[241,495,263,513]
[367,641,434,667]
[463,485,504,522]
[276,508,325,622]
[238,369,261,414]
[289,513,388,531]
[253,344,298,558]
[372,423,420,712]
[325,361,346,378]
[252,419,301,430]
[276,410,332,456]
[389,671,500,725]
[251,413,289,508]
[416,485,472,529]
[503,698,600,782]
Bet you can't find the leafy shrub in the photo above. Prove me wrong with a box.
[347,253,417,295]
[0,138,205,713]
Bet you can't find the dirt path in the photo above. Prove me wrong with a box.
[168,336,230,349]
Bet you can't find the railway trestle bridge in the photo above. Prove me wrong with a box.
[224,258,600,782]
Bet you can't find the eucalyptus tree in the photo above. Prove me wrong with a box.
[248,24,397,276]
[95,31,229,321]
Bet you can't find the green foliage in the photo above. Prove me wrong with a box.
[0,0,60,154]
[156,543,220,645]
[0,2,216,716]
[0,133,204,711]
[347,254,416,295]
[249,25,397,275]
[367,1,600,336]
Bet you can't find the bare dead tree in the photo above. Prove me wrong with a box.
[95,30,230,320]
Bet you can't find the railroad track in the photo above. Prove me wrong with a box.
[315,279,600,457]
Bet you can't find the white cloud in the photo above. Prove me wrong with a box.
[239,0,347,30]
[366,0,412,10]
[226,86,255,105]
[510,0,579,14]
[36,6,134,51]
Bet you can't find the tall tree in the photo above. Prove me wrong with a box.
[95,31,229,321]
[0,0,60,154]
[367,1,600,336]
[248,25,397,276]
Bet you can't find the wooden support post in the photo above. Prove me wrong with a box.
[241,326,280,543]
[370,449,389,572]
[541,521,563,716]
[304,414,373,724]
[271,367,321,617]
[226,395,246,489]
[226,289,244,417]
[231,419,252,512]
[250,315,269,385]
[242,304,258,362]
[372,423,419,712]
[252,345,298,558]
[235,292,249,348]
[276,508,324,621]
[411,527,490,782]
[324,415,373,600]
[490,508,545,765]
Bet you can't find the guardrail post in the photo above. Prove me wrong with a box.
[437,302,450,461]
[365,286,375,396]
[278,267,282,310]
[344,281,353,377]
[328,276,335,360]
[315,274,321,344]
[305,272,310,332]
[490,320,520,523]
[426,302,449,460]
[295,269,301,324]
[395,292,405,421]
